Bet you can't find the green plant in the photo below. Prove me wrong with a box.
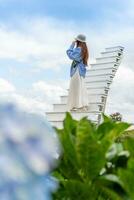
[110,112,122,122]
[52,113,134,200]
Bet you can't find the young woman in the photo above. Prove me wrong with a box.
[66,34,89,111]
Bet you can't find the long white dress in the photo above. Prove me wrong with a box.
[67,67,89,111]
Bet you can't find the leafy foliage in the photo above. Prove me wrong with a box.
[110,112,122,122]
[53,113,134,200]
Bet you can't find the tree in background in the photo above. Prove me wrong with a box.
[110,112,122,122]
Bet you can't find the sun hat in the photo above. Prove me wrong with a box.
[75,34,86,42]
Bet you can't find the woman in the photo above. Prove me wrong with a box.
[66,34,89,111]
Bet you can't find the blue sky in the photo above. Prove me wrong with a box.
[0,0,134,122]
[0,0,131,25]
[0,0,124,18]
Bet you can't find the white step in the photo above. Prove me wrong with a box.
[90,62,116,69]
[85,74,113,82]
[53,102,104,112]
[60,94,107,104]
[86,86,109,95]
[86,73,115,79]
[90,63,118,71]
[67,86,109,95]
[96,56,121,64]
[51,121,64,129]
[105,46,124,52]
[46,111,101,122]
[51,119,98,129]
[101,50,123,57]
[86,67,117,76]
[85,80,111,88]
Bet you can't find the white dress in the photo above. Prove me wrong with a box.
[67,67,89,111]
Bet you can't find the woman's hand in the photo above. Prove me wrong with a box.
[72,40,76,45]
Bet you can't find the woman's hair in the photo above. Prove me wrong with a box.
[76,40,89,65]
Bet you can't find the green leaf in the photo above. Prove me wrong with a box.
[53,113,133,200]
[63,180,92,200]
[102,113,113,123]
[100,174,122,185]
[55,113,81,180]
[108,122,131,140]
[76,117,107,181]
[123,137,134,157]
[97,185,124,200]
[106,143,124,161]
[97,120,130,141]
[63,112,77,135]
[58,130,79,178]
[118,159,134,200]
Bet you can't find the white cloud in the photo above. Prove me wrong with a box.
[32,80,67,100]
[0,19,74,69]
[0,16,133,70]
[0,77,47,115]
[106,66,134,123]
[0,89,51,117]
[0,27,44,62]
[0,78,15,93]
[0,78,67,117]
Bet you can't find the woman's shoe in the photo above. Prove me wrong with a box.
[71,107,77,111]
[84,106,89,111]
[79,106,89,112]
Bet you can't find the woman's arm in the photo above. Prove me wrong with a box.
[66,41,81,62]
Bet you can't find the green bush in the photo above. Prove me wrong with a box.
[53,113,134,200]
[110,112,122,122]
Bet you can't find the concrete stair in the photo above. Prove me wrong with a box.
[46,46,124,128]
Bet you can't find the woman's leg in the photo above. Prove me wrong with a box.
[67,68,89,111]
[67,68,82,110]
[81,76,89,108]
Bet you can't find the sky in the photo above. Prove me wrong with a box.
[0,0,134,122]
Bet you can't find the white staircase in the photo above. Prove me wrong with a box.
[46,46,124,128]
